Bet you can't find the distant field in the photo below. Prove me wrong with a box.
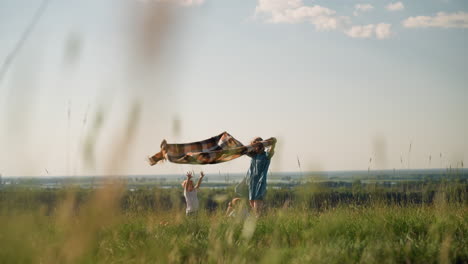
[1,168,467,189]
[0,178,467,263]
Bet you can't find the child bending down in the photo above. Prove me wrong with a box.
[226,197,250,219]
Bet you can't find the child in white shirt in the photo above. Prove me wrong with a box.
[181,171,204,216]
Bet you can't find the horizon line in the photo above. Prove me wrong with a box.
[2,168,467,178]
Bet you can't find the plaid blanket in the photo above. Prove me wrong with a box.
[148,132,276,165]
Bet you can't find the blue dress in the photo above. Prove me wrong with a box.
[246,151,271,200]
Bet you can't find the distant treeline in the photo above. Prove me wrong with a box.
[1,168,467,188]
[1,180,466,215]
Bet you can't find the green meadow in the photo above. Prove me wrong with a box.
[1,180,467,264]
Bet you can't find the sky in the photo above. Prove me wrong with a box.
[0,0,467,177]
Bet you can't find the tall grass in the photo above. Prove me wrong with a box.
[0,182,467,264]
[0,2,466,263]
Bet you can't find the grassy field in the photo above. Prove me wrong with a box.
[0,181,467,263]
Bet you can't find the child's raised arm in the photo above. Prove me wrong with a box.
[195,171,204,189]
[184,172,192,191]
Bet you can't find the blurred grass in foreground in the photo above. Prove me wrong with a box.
[0,182,467,264]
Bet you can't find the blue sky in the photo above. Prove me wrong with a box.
[0,0,467,176]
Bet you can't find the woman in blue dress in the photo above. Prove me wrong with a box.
[246,137,276,216]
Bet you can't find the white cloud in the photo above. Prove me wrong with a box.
[375,23,392,39]
[346,24,375,38]
[386,2,404,11]
[179,0,204,6]
[136,0,205,6]
[255,0,302,13]
[354,4,374,16]
[402,12,468,28]
[255,0,348,30]
[345,23,392,39]
[255,0,392,39]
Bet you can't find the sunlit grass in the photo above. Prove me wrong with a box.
[0,184,467,264]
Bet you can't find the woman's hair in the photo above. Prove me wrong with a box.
[250,137,263,145]
[250,137,265,154]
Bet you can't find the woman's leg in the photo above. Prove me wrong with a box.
[253,200,263,216]
[249,200,255,209]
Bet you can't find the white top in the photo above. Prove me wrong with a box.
[184,189,199,213]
